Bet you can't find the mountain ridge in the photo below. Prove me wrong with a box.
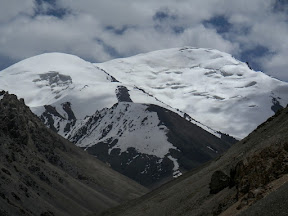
[0,92,147,216]
[2,47,287,138]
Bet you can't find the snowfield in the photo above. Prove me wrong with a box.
[0,47,288,138]
[0,52,164,118]
[96,47,288,138]
[1,47,288,139]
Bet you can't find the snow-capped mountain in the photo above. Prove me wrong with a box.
[0,51,236,186]
[1,47,286,186]
[97,47,288,139]
[66,102,233,185]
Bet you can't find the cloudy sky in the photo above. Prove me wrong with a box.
[0,0,288,81]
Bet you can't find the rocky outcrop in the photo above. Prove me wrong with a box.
[230,140,288,210]
[209,171,230,194]
[208,139,288,213]
[40,102,77,136]
[0,93,147,216]
[115,86,133,102]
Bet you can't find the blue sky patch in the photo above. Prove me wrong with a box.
[34,0,69,18]
[203,15,232,34]
[153,10,177,22]
[273,0,288,13]
[94,38,121,59]
[0,55,17,71]
[240,45,271,71]
[153,9,184,34]
[105,25,135,35]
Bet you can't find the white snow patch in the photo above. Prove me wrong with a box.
[207,146,218,153]
[75,102,177,158]
[0,53,118,115]
[167,155,182,178]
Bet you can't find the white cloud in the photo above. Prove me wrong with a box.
[261,51,288,81]
[0,13,110,61]
[0,1,237,62]
[0,0,287,81]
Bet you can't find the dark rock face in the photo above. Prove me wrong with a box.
[32,71,72,93]
[209,140,288,212]
[209,171,230,194]
[37,71,72,86]
[147,104,234,170]
[87,145,174,186]
[32,71,73,99]
[210,124,288,213]
[218,133,238,145]
[0,93,147,216]
[116,86,133,102]
[62,102,76,121]
[246,62,252,70]
[271,97,284,113]
[41,105,65,132]
[40,102,77,136]
[231,141,288,207]
[94,66,119,82]
[62,102,77,133]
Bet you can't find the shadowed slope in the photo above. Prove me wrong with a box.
[100,103,288,216]
[0,92,147,216]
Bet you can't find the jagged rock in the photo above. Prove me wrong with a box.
[209,170,230,194]
[116,86,133,102]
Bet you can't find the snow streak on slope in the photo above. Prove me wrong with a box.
[65,101,232,186]
[96,47,288,138]
[71,102,177,158]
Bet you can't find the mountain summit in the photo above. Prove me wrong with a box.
[0,47,287,186]
[97,47,288,138]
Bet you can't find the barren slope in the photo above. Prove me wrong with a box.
[0,92,147,216]
[100,103,288,216]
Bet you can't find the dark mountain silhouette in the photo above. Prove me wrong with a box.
[0,92,147,216]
